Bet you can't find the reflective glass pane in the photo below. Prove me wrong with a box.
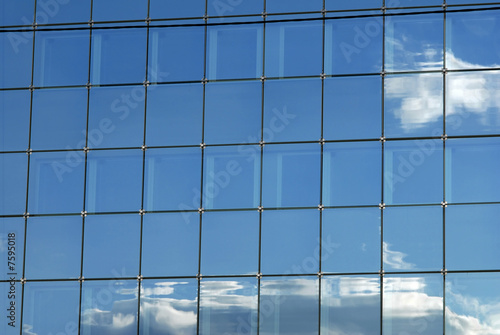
[0,153,27,215]
[447,0,499,3]
[28,151,84,214]
[0,90,30,151]
[266,0,322,13]
[262,143,320,208]
[92,0,148,21]
[447,11,500,70]
[88,86,145,149]
[25,216,82,279]
[204,81,262,144]
[446,272,500,334]
[261,209,319,274]
[324,75,382,140]
[323,141,381,206]
[384,206,442,272]
[327,0,381,10]
[141,213,199,277]
[265,21,322,77]
[0,1,34,26]
[259,277,319,335]
[85,149,143,213]
[0,31,33,88]
[0,218,24,281]
[0,281,21,335]
[206,24,263,80]
[81,280,138,335]
[207,0,263,16]
[33,29,89,87]
[445,137,500,203]
[393,0,443,6]
[446,204,500,271]
[22,281,80,335]
[322,208,381,273]
[263,78,321,142]
[91,29,147,85]
[384,139,443,205]
[385,73,443,138]
[140,279,198,335]
[36,0,91,24]
[325,17,383,74]
[150,0,205,19]
[31,88,88,150]
[383,274,443,335]
[446,70,500,136]
[385,13,443,72]
[203,145,260,209]
[146,83,203,146]
[321,276,380,335]
[201,211,259,275]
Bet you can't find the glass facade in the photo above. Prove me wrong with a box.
[1,1,500,335]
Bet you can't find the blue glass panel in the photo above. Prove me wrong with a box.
[447,11,500,70]
[325,17,383,75]
[83,214,140,278]
[81,280,138,335]
[31,88,88,150]
[91,29,147,85]
[446,71,500,136]
[36,0,91,24]
[200,278,258,335]
[207,0,263,16]
[327,0,381,10]
[445,137,500,203]
[201,211,259,275]
[206,24,263,80]
[25,216,82,279]
[446,204,500,271]
[322,208,381,273]
[22,281,80,335]
[323,141,381,206]
[448,0,499,3]
[261,209,319,274]
[0,31,33,88]
[28,151,84,214]
[92,0,148,21]
[140,279,198,335]
[265,21,322,77]
[0,1,34,26]
[203,145,260,209]
[0,281,21,335]
[146,83,203,146]
[259,277,319,334]
[88,86,145,149]
[266,0,322,13]
[0,218,24,281]
[85,149,143,213]
[150,0,205,19]
[262,143,321,208]
[384,139,443,205]
[383,274,443,335]
[263,78,321,142]
[33,29,89,87]
[205,81,262,144]
[0,90,30,151]
[141,213,199,277]
[148,26,204,82]
[385,13,443,72]
[393,0,443,6]
[324,76,382,140]
[0,153,27,215]
[321,276,380,334]
[385,73,443,138]
[384,206,442,272]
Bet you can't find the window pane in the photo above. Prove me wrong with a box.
[146,83,203,146]
[92,0,148,21]
[36,0,91,24]
[321,276,380,335]
[0,1,34,26]
[0,31,33,88]
[0,281,22,335]
[265,21,322,77]
[0,90,30,151]
[28,151,84,214]
[266,0,322,13]
[323,141,381,206]
[141,213,199,277]
[207,0,263,16]
[140,279,197,335]
[384,206,442,272]
[0,153,27,215]
[262,143,320,208]
[31,88,88,150]
[25,216,82,279]
[261,209,319,274]
[150,0,205,19]
[327,0,381,10]
[322,208,381,273]
[0,217,24,281]
[204,81,262,144]
[85,149,143,213]
[263,78,321,142]
[34,30,89,87]
[83,214,140,278]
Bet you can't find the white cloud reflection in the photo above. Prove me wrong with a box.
[383,242,415,270]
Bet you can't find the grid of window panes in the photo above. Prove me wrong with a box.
[1,0,500,334]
